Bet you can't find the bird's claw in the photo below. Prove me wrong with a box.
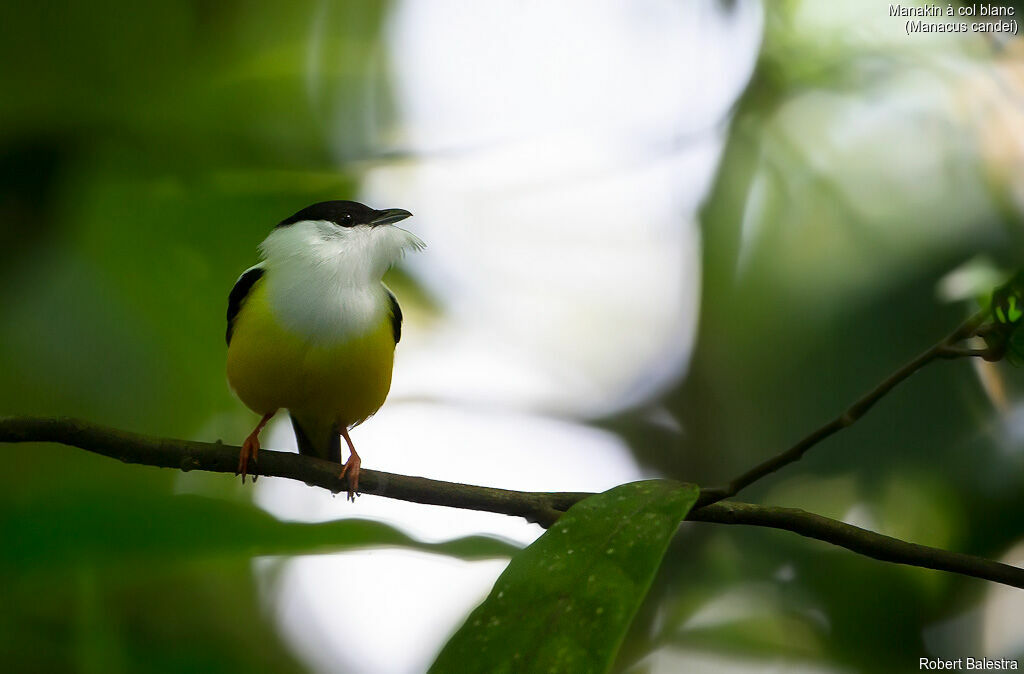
[237,434,260,484]
[339,454,361,502]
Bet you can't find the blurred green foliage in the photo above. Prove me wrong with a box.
[989,269,1024,364]
[0,1,404,670]
[2,492,519,571]
[607,4,1024,673]
[2,1,1024,673]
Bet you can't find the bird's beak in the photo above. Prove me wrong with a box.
[370,208,413,226]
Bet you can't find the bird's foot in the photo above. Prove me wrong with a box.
[236,433,260,484]
[339,453,361,502]
[236,411,275,484]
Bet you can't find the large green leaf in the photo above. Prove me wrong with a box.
[1,491,519,573]
[430,480,700,674]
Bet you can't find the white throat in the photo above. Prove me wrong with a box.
[257,220,424,343]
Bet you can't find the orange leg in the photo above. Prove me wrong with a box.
[237,411,275,484]
[338,426,361,502]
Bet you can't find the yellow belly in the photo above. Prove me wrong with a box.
[226,283,395,429]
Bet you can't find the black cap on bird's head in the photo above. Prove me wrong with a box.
[277,200,412,229]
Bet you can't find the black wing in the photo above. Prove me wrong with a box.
[387,289,403,344]
[226,266,265,345]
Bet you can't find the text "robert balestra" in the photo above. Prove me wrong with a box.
[920,658,1018,670]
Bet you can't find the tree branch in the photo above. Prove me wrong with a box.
[2,415,1022,589]
[694,502,1024,590]
[0,416,577,528]
[697,308,992,507]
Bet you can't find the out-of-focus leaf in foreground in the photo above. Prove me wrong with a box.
[1,491,520,572]
[430,480,700,674]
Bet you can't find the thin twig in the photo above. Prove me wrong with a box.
[694,502,1024,589]
[697,308,991,507]
[1,415,1021,589]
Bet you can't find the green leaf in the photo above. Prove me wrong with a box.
[429,480,700,674]
[0,491,520,573]
[992,269,1024,327]
[988,268,1024,365]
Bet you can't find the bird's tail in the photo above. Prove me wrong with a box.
[290,413,341,463]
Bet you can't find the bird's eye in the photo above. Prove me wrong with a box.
[339,214,354,226]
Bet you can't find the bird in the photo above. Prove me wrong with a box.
[225,200,424,499]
